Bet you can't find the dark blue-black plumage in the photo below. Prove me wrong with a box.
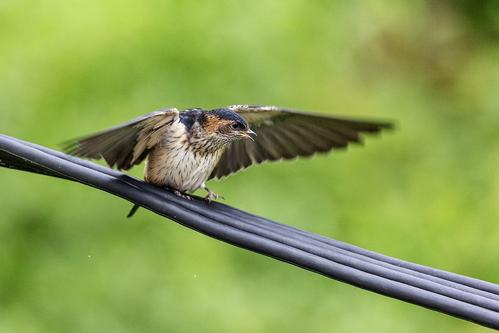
[180,108,249,132]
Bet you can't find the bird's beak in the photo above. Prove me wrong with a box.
[241,129,256,141]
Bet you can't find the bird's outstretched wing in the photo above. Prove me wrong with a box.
[63,109,179,170]
[209,105,393,179]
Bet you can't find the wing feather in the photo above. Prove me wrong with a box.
[63,109,179,170]
[210,105,392,179]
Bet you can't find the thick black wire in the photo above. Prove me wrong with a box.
[8,136,499,298]
[1,134,498,330]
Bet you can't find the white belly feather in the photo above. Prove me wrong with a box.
[144,121,223,192]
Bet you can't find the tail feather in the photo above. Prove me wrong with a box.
[127,204,140,218]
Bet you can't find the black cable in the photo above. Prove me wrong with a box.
[1,134,498,330]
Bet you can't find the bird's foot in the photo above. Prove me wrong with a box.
[204,189,224,202]
[173,189,192,200]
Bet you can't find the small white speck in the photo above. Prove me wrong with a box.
[193,274,198,278]
[87,255,92,259]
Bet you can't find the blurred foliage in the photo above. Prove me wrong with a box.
[1,1,499,332]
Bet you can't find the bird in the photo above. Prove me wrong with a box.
[64,105,393,217]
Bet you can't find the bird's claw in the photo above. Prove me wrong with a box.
[205,190,224,202]
[173,190,192,200]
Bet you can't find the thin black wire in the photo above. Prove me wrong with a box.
[1,134,498,330]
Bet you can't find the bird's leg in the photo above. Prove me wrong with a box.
[201,183,224,202]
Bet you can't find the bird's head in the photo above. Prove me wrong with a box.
[200,108,256,147]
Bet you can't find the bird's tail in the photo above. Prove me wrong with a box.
[127,204,140,218]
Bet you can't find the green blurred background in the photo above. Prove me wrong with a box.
[1,1,499,332]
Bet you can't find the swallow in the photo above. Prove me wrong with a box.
[64,105,392,216]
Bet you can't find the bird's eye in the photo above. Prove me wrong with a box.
[232,122,245,130]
